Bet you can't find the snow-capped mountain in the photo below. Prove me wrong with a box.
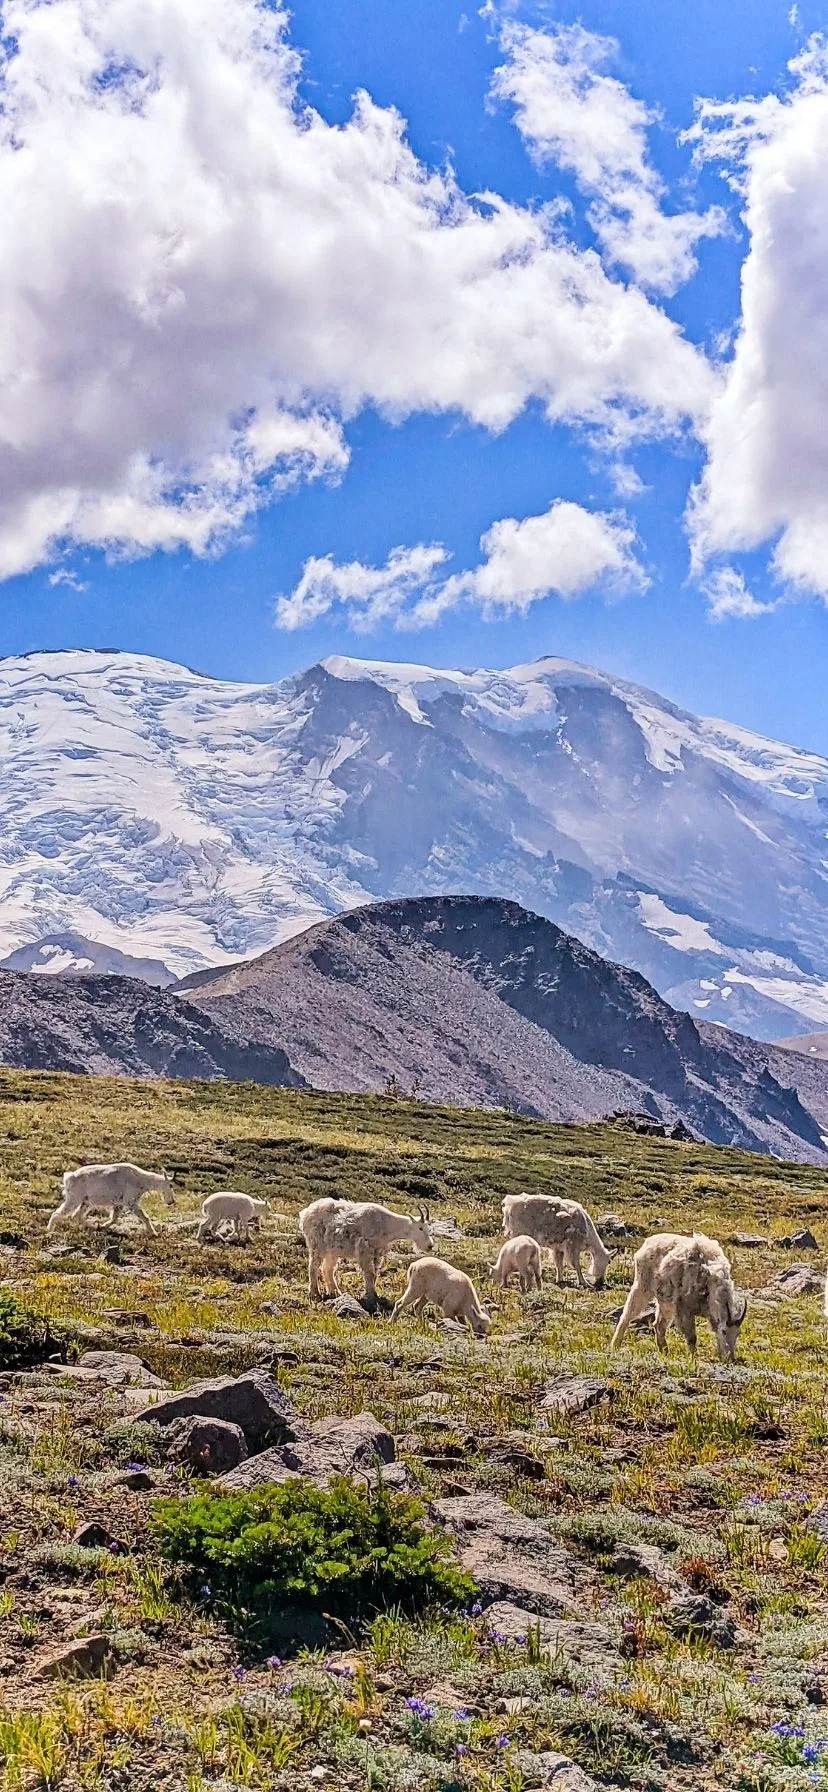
[1,646,827,1041]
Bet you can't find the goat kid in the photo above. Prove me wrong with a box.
[197,1192,268,1243]
[392,1257,492,1337]
[490,1234,543,1293]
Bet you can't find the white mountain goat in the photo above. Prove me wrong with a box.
[47,1163,175,1235]
[502,1193,613,1289]
[196,1192,268,1243]
[490,1234,543,1293]
[392,1257,492,1337]
[611,1232,748,1362]
[298,1198,433,1302]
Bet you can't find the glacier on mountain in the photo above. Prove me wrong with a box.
[1,645,827,1040]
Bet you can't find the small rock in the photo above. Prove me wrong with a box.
[166,1416,249,1474]
[102,1310,156,1329]
[331,1295,369,1321]
[71,1522,122,1552]
[609,1540,684,1591]
[108,1469,156,1491]
[763,1264,824,1299]
[76,1351,162,1388]
[607,1303,655,1331]
[541,1376,611,1417]
[779,1228,819,1250]
[420,1681,471,1711]
[310,1769,327,1784]
[511,1752,584,1789]
[768,1538,787,1563]
[407,1391,452,1413]
[487,1434,545,1480]
[596,1214,627,1238]
[662,1592,736,1648]
[370,1461,420,1493]
[733,1234,769,1249]
[134,1370,299,1450]
[36,1634,111,1679]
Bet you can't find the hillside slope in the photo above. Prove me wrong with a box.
[181,895,828,1160]
[0,972,304,1085]
[3,647,828,1038]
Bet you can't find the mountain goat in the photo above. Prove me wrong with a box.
[490,1234,543,1293]
[196,1192,267,1243]
[502,1193,613,1288]
[611,1232,748,1362]
[47,1163,175,1235]
[392,1257,492,1337]
[298,1197,433,1302]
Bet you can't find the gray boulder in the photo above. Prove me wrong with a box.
[482,1599,621,1678]
[433,1492,585,1617]
[166,1415,249,1474]
[220,1412,395,1490]
[779,1228,819,1250]
[134,1370,298,1450]
[76,1351,162,1388]
[763,1264,824,1299]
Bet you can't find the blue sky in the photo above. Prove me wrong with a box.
[2,0,828,750]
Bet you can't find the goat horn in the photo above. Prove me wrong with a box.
[734,1293,748,1323]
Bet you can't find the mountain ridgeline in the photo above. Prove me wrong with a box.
[178,895,828,1163]
[2,648,828,1040]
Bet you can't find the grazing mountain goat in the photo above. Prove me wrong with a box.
[298,1198,433,1302]
[490,1235,543,1293]
[392,1257,492,1337]
[502,1193,613,1289]
[47,1164,174,1235]
[611,1232,748,1362]
[197,1192,267,1243]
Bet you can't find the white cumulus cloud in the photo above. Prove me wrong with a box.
[703,566,776,621]
[492,22,724,294]
[689,40,828,602]
[275,500,643,631]
[0,0,714,580]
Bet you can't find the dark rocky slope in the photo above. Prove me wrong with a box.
[181,895,828,1161]
[0,972,304,1085]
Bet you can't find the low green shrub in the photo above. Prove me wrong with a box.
[152,1475,475,1650]
[0,1292,61,1370]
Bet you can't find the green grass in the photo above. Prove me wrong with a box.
[0,1066,826,1789]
